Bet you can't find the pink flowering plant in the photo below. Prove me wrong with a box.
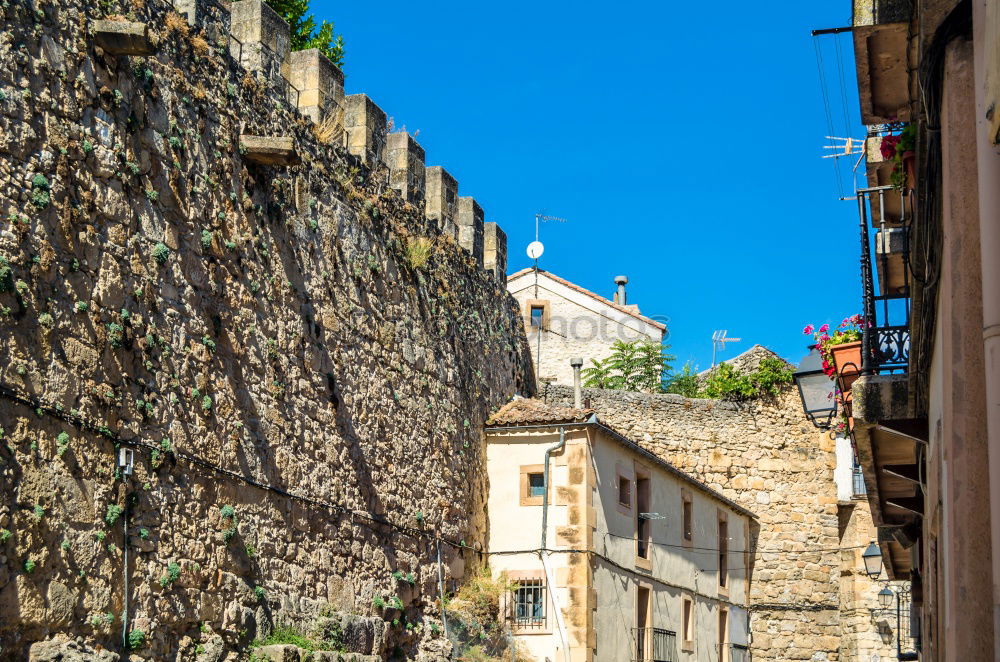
[802,315,864,376]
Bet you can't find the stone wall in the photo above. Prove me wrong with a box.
[544,384,843,661]
[0,0,533,659]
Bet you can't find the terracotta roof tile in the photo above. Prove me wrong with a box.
[507,268,667,332]
[486,398,594,426]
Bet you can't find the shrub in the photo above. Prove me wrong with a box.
[30,174,50,209]
[582,339,674,393]
[664,362,700,398]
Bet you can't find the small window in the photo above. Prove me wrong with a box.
[520,464,546,506]
[513,579,546,627]
[636,475,651,560]
[530,306,544,328]
[618,476,632,507]
[527,472,545,498]
[718,514,729,588]
[682,494,693,542]
[682,597,695,649]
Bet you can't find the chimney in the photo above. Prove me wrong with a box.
[570,357,584,409]
[613,275,628,305]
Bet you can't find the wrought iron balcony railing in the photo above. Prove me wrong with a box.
[857,185,911,375]
[852,465,868,496]
[633,628,678,662]
[717,643,751,662]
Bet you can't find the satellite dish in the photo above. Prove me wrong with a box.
[526,241,544,260]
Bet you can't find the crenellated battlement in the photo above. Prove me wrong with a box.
[170,0,506,277]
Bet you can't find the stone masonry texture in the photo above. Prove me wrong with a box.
[545,384,844,661]
[0,0,533,659]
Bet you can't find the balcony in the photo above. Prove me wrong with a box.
[634,628,678,662]
[852,0,916,124]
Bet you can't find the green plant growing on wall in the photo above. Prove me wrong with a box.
[202,336,216,353]
[701,357,793,401]
[75,301,88,312]
[159,561,181,588]
[23,559,36,573]
[127,629,145,650]
[105,504,123,527]
[32,504,44,522]
[201,395,213,412]
[264,0,345,66]
[107,323,125,348]
[56,431,70,456]
[0,257,13,293]
[201,229,213,250]
[30,174,50,209]
[254,585,266,601]
[220,505,235,519]
[0,529,10,544]
[38,312,53,327]
[94,530,106,542]
[405,237,433,269]
[152,242,170,265]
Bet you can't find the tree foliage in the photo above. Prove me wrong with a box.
[264,0,345,68]
[582,340,675,393]
[664,362,699,398]
[700,357,793,401]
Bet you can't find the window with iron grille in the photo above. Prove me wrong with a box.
[513,580,546,627]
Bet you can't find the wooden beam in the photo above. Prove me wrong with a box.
[882,463,920,484]
[885,496,924,516]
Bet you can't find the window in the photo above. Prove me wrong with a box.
[718,513,728,588]
[682,492,693,543]
[636,474,651,560]
[636,586,651,661]
[525,299,548,331]
[718,608,729,662]
[682,597,694,650]
[528,472,545,498]
[530,306,544,328]
[619,476,632,507]
[520,465,546,506]
[513,579,546,627]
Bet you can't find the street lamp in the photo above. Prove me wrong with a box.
[878,587,894,609]
[792,346,837,429]
[862,541,883,579]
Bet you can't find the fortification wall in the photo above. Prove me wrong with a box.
[0,0,532,659]
[545,385,843,661]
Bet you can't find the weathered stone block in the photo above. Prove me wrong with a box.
[344,94,387,167]
[240,135,300,165]
[230,0,290,77]
[288,48,345,124]
[172,0,197,25]
[93,20,155,56]
[425,166,458,238]
[385,132,425,203]
[457,196,484,266]
[851,373,911,424]
[483,222,506,280]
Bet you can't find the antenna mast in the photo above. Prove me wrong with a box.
[711,330,742,368]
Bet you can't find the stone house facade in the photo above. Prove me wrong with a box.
[485,399,755,662]
[544,366,897,661]
[506,269,665,387]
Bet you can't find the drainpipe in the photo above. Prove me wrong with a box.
[539,427,569,662]
[569,358,583,409]
[614,275,628,305]
[972,5,1000,653]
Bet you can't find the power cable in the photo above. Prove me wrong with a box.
[813,36,846,199]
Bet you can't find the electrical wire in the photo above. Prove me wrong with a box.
[813,36,846,199]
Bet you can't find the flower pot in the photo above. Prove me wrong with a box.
[902,150,916,191]
[831,341,863,394]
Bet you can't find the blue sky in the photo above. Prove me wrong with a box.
[314,0,866,371]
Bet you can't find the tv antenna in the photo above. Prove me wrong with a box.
[527,213,568,383]
[711,330,742,367]
[822,136,864,159]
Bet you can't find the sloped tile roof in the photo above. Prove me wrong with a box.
[507,268,667,332]
[486,398,595,426]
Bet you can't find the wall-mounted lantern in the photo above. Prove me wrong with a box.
[792,346,837,429]
[863,540,883,579]
[878,587,894,609]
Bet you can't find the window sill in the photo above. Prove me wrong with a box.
[635,556,652,572]
[511,625,551,636]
